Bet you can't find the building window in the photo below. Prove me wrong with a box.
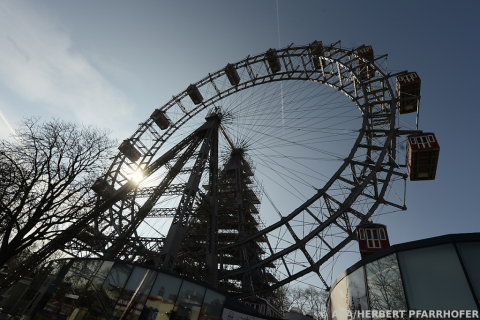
[142,271,182,320]
[176,281,207,320]
[202,289,226,320]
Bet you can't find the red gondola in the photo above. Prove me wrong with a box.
[150,109,171,130]
[396,72,421,114]
[406,132,440,181]
[310,40,325,70]
[356,222,390,259]
[225,63,240,86]
[357,45,375,80]
[265,49,281,73]
[118,140,141,163]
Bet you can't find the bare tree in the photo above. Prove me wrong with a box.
[271,286,292,314]
[272,285,329,320]
[0,117,115,269]
[291,286,328,319]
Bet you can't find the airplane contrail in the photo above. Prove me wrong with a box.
[276,0,284,130]
[0,109,21,145]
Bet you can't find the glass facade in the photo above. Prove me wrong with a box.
[175,281,207,320]
[43,259,104,316]
[1,258,227,320]
[457,242,480,304]
[202,289,226,320]
[115,268,157,320]
[329,237,480,319]
[366,254,407,319]
[398,244,477,311]
[2,234,480,320]
[85,261,135,319]
[330,267,370,320]
[346,266,369,315]
[141,271,183,320]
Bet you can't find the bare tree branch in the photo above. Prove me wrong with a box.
[0,117,116,269]
[272,285,328,320]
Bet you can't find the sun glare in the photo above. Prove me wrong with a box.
[132,170,143,183]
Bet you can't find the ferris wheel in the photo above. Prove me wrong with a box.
[72,41,424,296]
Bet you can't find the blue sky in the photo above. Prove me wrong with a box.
[1,0,479,288]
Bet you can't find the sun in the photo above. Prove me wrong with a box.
[131,170,143,183]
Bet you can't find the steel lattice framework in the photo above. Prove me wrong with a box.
[1,41,422,296]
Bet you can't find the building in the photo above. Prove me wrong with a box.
[327,233,480,319]
[0,257,279,320]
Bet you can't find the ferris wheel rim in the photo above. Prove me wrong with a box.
[107,43,396,226]
[99,42,405,292]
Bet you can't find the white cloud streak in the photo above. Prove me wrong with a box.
[0,0,134,133]
[0,108,17,139]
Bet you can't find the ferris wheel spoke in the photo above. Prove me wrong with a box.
[48,41,417,296]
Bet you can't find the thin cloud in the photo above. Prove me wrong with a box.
[0,0,134,134]
[0,108,18,141]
